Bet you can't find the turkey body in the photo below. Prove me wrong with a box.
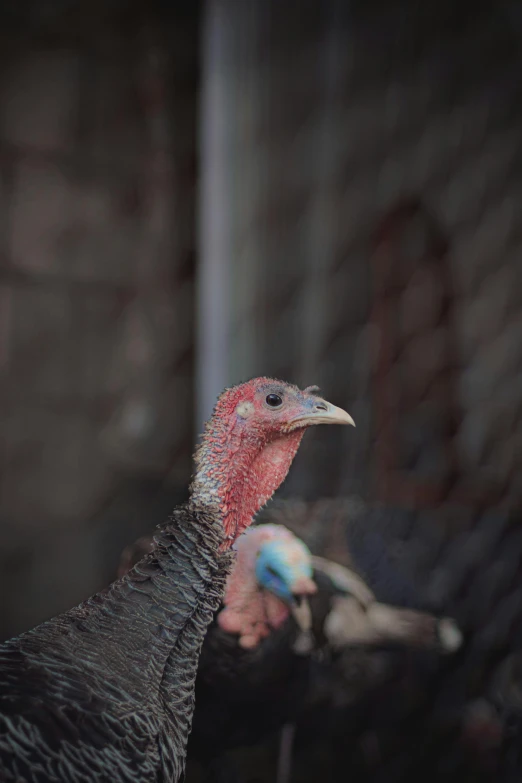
[276,499,522,783]
[188,612,309,764]
[185,552,458,780]
[0,507,229,783]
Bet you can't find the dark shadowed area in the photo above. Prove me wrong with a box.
[1,0,522,780]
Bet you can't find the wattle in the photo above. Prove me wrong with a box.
[218,591,291,649]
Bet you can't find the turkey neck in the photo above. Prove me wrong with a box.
[16,427,304,701]
[17,410,305,706]
[191,416,306,545]
[17,507,231,707]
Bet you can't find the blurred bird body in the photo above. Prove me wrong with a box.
[260,499,522,783]
[0,379,353,783]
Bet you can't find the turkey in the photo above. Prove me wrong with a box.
[259,498,522,783]
[0,378,354,783]
[117,523,461,783]
[186,524,461,783]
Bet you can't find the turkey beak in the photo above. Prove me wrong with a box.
[289,398,355,428]
[290,596,313,634]
[290,576,317,596]
[290,596,315,654]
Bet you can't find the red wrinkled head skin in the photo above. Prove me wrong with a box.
[190,378,326,549]
[217,524,317,649]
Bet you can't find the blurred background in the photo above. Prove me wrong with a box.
[1,0,522,648]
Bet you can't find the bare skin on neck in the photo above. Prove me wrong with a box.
[190,378,354,550]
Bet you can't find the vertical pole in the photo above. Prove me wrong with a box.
[196,0,231,430]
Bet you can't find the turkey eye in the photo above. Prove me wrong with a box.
[266,394,283,408]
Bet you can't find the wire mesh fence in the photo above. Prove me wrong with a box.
[1,0,522,779]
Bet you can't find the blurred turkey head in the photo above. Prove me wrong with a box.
[255,525,317,603]
[218,524,318,649]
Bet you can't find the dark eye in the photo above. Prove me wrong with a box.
[266,565,280,579]
[266,394,283,408]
